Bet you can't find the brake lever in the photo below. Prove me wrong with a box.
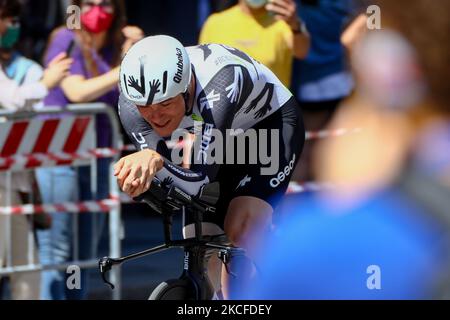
[218,250,237,278]
[99,256,121,290]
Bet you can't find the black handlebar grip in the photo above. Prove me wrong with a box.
[169,186,192,205]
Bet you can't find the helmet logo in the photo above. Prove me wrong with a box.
[174,48,184,84]
[125,56,147,98]
[162,71,168,94]
[122,42,187,105]
[146,79,161,105]
[123,55,169,105]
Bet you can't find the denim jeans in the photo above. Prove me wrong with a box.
[36,159,110,300]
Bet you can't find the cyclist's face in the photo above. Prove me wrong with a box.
[137,94,185,138]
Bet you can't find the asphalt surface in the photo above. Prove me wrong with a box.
[88,204,185,300]
[87,194,300,300]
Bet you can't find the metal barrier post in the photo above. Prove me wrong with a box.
[103,104,123,300]
[109,163,122,300]
[5,171,12,270]
[0,103,124,300]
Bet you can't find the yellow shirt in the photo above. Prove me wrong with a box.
[199,5,294,87]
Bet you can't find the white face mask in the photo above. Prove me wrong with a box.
[245,0,268,9]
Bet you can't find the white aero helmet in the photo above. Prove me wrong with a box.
[120,35,192,106]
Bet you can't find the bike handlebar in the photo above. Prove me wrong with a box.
[99,177,234,291]
[133,177,219,215]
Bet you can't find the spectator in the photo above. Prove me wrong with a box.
[341,13,367,53]
[236,0,450,299]
[291,0,355,182]
[197,0,238,30]
[341,0,374,54]
[199,0,310,87]
[0,0,71,300]
[16,0,69,61]
[35,0,143,300]
[125,0,199,46]
[209,0,238,12]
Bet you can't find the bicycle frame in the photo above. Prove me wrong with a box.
[99,178,245,299]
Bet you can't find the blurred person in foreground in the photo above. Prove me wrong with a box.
[234,0,450,299]
[199,0,310,88]
[35,0,143,300]
[0,0,72,299]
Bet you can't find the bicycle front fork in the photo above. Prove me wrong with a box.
[181,244,246,299]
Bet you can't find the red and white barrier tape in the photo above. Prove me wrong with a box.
[305,127,362,141]
[286,181,335,194]
[134,128,363,150]
[0,128,362,171]
[0,199,120,215]
[0,181,333,215]
[0,148,122,171]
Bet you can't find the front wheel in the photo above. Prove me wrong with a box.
[149,279,195,300]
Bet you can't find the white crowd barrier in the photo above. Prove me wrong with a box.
[0,103,123,300]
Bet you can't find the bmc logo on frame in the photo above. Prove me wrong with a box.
[184,252,189,270]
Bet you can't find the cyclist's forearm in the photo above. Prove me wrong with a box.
[156,161,210,197]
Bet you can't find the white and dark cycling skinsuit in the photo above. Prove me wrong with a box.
[118,43,305,228]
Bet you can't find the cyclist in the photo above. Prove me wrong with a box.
[114,35,305,298]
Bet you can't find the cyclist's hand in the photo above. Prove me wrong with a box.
[114,149,164,198]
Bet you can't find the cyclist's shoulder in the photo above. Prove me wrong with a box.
[118,92,142,120]
[188,44,256,77]
[189,44,288,88]
[118,92,133,109]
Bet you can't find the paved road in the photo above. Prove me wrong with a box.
[87,194,300,300]
[88,204,184,300]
